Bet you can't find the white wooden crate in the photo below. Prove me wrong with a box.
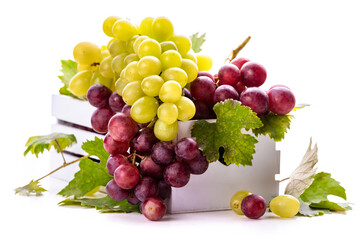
[51,94,280,213]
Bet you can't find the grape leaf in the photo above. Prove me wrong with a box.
[58,137,112,197]
[24,133,77,157]
[191,99,263,166]
[190,32,206,53]
[58,195,140,213]
[297,199,328,217]
[58,59,78,98]
[15,180,47,196]
[252,113,291,141]
[284,138,318,198]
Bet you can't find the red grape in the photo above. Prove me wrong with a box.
[87,83,112,108]
[240,87,269,115]
[197,71,215,83]
[267,86,296,115]
[103,133,129,155]
[142,197,167,221]
[90,108,115,133]
[175,137,199,161]
[158,180,171,200]
[190,76,216,103]
[163,161,190,188]
[108,92,125,112]
[113,163,140,190]
[213,84,239,104]
[240,62,267,87]
[187,151,209,175]
[108,113,139,142]
[241,194,267,219]
[151,142,175,166]
[106,179,128,201]
[106,154,129,176]
[218,64,241,87]
[134,177,159,202]
[132,127,159,155]
[234,81,247,96]
[140,156,164,179]
[230,57,250,70]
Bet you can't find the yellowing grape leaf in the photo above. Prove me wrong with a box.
[15,180,47,196]
[190,32,206,53]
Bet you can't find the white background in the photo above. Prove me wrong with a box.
[1,0,359,239]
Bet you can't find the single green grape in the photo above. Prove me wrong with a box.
[137,56,162,77]
[152,17,174,42]
[69,70,92,97]
[130,96,159,123]
[124,61,142,82]
[157,103,178,125]
[161,67,188,88]
[160,41,178,53]
[175,96,196,121]
[159,80,182,103]
[154,119,178,141]
[133,35,149,56]
[230,190,252,215]
[103,16,120,37]
[122,81,145,105]
[124,53,140,66]
[196,54,213,71]
[138,17,154,37]
[269,195,300,218]
[159,50,182,70]
[115,78,127,96]
[126,35,138,54]
[138,39,162,58]
[170,35,191,56]
[183,51,197,63]
[108,40,127,57]
[111,53,128,76]
[90,69,113,89]
[141,75,164,97]
[112,19,138,41]
[119,68,129,84]
[99,56,115,79]
[181,59,198,83]
[73,42,101,65]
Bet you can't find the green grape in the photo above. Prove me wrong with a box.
[115,78,127,96]
[161,67,188,88]
[112,19,138,41]
[196,54,213,71]
[133,35,149,56]
[130,96,159,123]
[90,69,113,89]
[269,195,300,218]
[99,56,115,79]
[99,50,111,62]
[159,50,182,70]
[138,17,154,37]
[138,39,162,58]
[124,53,140,66]
[183,51,197,63]
[230,190,252,215]
[137,56,162,77]
[111,53,128,76]
[160,41,177,53]
[157,103,178,125]
[119,68,129,84]
[103,16,120,37]
[122,81,145,105]
[159,80,182,103]
[154,119,178,141]
[141,75,164,97]
[69,70,92,97]
[170,35,191,56]
[175,96,196,121]
[73,42,101,65]
[126,35,138,53]
[77,64,91,72]
[108,40,127,57]
[124,61,142,82]
[152,17,174,42]
[181,59,198,83]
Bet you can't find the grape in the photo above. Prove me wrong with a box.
[130,96,159,123]
[99,56,115,79]
[108,92,125,112]
[183,51,197,63]
[108,113,139,142]
[197,71,215,82]
[159,50,182,70]
[213,84,239,104]
[106,179,128,201]
[161,67,188,88]
[269,195,300,218]
[158,181,171,200]
[241,194,267,219]
[175,137,199,161]
[112,19,138,41]
[132,127,159,155]
[133,35,149,56]
[138,17,154,37]
[151,141,175,166]
[218,63,241,87]
[267,87,296,115]
[170,35,191,56]
[140,156,163,179]
[195,54,212,71]
[230,57,250,70]
[183,88,194,101]
[152,17,174,42]
[153,119,178,141]
[106,154,129,176]
[240,62,267,87]
[126,193,141,205]
[160,41,177,52]
[159,80,182,103]
[73,42,101,65]
[134,177,159,202]
[190,76,216,103]
[86,84,112,108]
[138,39,162,58]
[108,40,127,57]
[163,161,190,188]
[122,81,145,105]
[230,190,252,215]
[137,56,162,77]
[187,151,209,175]
[157,103,178,125]
[90,108,115,133]
[141,75,164,97]
[113,163,140,190]
[111,53,127,75]
[175,96,196,121]
[268,84,290,91]
[124,53,140,65]
[142,197,167,221]
[181,59,198,83]
[124,61,142,82]
[103,16,120,37]
[234,81,247,96]
[193,99,215,119]
[69,70,92,97]
[126,35,138,54]
[90,69,113,90]
[103,133,130,156]
[99,49,111,62]
[240,87,269,115]
[121,104,131,115]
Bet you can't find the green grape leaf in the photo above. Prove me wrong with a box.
[58,195,140,213]
[24,133,77,157]
[252,113,291,141]
[58,137,112,198]
[58,59,78,98]
[190,32,206,53]
[191,99,263,166]
[15,180,47,196]
[297,199,328,217]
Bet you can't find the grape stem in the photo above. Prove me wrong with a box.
[226,36,251,63]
